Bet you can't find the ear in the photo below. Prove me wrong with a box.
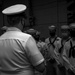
[21,18,25,25]
[21,18,26,31]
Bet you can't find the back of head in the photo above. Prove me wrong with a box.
[2,4,27,27]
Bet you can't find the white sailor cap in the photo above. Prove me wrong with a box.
[1,26,8,30]
[70,23,75,29]
[48,25,56,31]
[2,4,27,15]
[61,25,69,30]
[26,29,37,35]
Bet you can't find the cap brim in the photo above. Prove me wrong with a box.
[2,4,27,15]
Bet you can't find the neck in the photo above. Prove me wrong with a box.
[50,36,56,38]
[14,22,23,31]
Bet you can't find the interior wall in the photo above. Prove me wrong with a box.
[0,0,67,37]
[32,0,67,38]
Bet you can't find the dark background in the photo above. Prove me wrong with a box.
[0,0,74,38]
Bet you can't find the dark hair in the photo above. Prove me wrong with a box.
[7,12,27,26]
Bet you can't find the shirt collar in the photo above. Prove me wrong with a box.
[6,27,21,32]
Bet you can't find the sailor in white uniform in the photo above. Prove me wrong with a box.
[0,4,45,75]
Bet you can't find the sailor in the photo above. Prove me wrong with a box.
[62,23,75,75]
[0,4,45,75]
[25,29,47,75]
[54,25,70,75]
[45,25,61,75]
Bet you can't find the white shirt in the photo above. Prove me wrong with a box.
[0,27,44,75]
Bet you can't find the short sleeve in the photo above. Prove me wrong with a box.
[62,43,69,60]
[26,36,44,66]
[62,42,71,69]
